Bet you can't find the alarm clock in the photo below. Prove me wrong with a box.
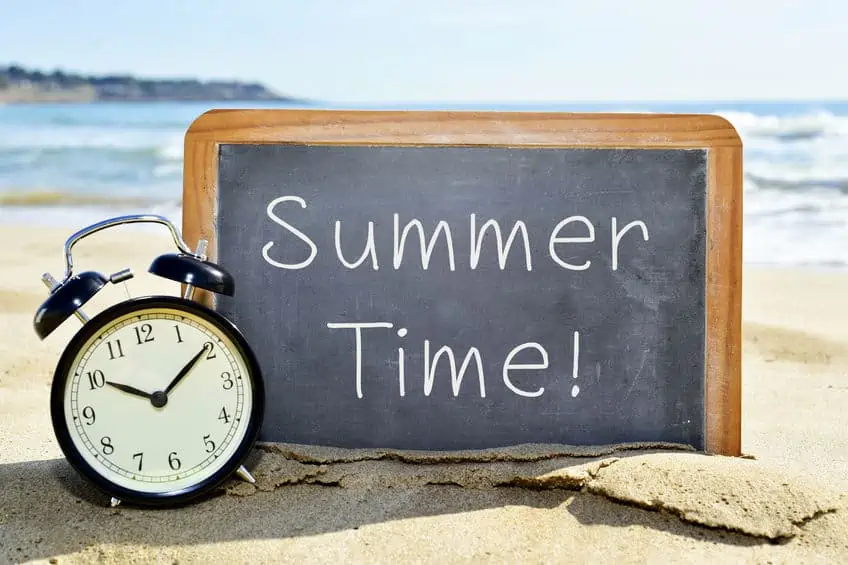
[33,214,265,507]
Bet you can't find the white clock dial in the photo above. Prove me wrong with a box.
[58,303,257,495]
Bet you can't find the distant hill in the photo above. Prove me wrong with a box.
[0,64,301,103]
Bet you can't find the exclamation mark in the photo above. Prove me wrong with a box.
[571,331,580,398]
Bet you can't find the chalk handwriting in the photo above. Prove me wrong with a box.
[335,220,379,270]
[470,214,532,271]
[397,327,407,397]
[571,331,581,397]
[424,341,486,398]
[262,196,318,269]
[262,195,650,272]
[612,217,649,271]
[503,342,549,398]
[326,322,583,401]
[393,215,456,271]
[326,321,394,399]
[549,216,595,271]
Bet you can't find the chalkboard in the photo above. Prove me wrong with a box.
[182,110,743,456]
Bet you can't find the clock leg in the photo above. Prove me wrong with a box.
[235,465,256,484]
[110,497,122,507]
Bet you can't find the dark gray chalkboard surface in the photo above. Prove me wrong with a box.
[182,110,743,455]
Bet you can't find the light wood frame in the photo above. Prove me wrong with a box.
[183,109,743,456]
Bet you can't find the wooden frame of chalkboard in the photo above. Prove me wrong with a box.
[182,109,742,456]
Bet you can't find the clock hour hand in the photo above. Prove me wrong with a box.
[105,381,153,400]
[164,342,211,395]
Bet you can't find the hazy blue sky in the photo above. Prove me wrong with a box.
[1,0,846,102]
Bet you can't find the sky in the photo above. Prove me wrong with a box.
[1,0,847,103]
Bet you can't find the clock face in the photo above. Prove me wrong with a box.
[51,297,262,502]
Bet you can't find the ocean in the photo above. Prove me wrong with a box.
[1,100,846,268]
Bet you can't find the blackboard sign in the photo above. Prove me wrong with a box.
[183,110,742,456]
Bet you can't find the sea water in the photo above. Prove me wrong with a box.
[1,99,846,268]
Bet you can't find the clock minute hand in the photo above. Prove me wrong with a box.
[164,343,210,395]
[105,381,153,400]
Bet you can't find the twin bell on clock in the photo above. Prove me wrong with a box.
[32,214,265,508]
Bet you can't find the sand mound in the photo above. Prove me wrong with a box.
[3,445,846,564]
[223,444,845,543]
[586,453,838,540]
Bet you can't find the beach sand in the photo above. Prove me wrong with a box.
[1,224,847,564]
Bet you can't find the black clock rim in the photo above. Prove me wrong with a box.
[49,295,265,507]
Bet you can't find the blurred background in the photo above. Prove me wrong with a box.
[0,0,846,268]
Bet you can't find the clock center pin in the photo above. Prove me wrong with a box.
[150,391,168,408]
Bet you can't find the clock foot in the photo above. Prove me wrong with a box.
[235,465,256,484]
[110,497,122,508]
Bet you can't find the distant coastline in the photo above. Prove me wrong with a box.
[0,64,303,103]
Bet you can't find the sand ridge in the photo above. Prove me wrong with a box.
[223,444,844,542]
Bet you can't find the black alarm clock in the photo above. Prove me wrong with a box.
[33,214,265,507]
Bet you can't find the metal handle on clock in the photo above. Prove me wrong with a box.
[60,214,197,283]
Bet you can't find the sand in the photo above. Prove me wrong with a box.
[1,224,847,564]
